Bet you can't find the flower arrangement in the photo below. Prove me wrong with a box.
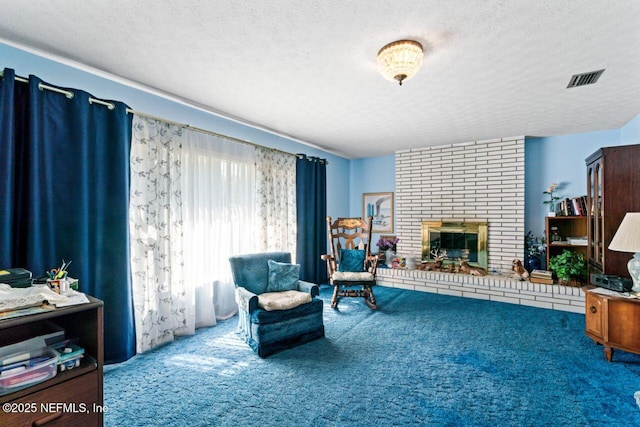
[525,231,546,257]
[376,237,399,252]
[543,183,560,207]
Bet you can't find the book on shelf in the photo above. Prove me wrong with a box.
[554,196,587,216]
[566,237,588,245]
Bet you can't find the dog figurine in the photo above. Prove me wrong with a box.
[512,258,529,281]
[459,259,488,276]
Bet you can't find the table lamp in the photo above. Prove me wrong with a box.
[609,212,640,293]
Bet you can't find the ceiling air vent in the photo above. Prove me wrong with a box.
[567,69,605,88]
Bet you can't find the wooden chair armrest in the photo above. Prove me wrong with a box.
[366,254,379,275]
[321,254,336,275]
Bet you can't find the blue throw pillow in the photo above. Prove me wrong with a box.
[338,249,366,272]
[267,259,301,292]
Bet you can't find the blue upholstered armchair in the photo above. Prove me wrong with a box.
[229,252,324,357]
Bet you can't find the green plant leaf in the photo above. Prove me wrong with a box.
[548,249,587,282]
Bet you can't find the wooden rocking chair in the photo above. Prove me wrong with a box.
[321,216,379,309]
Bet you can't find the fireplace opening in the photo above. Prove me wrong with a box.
[421,221,488,269]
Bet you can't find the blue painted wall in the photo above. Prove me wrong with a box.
[525,130,619,237]
[349,155,395,248]
[0,42,352,220]
[620,114,640,146]
[525,117,639,237]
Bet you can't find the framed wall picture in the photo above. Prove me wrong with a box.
[362,192,394,233]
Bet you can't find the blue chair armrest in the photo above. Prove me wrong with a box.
[235,286,259,313]
[297,280,319,297]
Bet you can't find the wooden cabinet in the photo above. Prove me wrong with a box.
[586,145,640,278]
[545,216,587,269]
[584,286,640,361]
[0,296,104,426]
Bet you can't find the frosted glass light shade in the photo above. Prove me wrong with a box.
[609,212,640,292]
[377,40,424,86]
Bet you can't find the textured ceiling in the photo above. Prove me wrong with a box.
[1,0,639,159]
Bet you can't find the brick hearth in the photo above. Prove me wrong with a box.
[376,268,585,314]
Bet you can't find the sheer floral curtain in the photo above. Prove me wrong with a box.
[255,147,297,257]
[130,116,299,353]
[129,115,186,353]
[181,129,256,328]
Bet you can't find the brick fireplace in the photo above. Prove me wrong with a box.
[395,137,525,270]
[376,136,584,313]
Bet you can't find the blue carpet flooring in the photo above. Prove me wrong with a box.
[104,286,640,426]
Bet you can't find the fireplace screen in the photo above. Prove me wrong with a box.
[421,221,488,268]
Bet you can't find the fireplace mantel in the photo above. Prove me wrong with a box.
[376,268,584,314]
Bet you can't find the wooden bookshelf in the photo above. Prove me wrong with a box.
[545,216,587,268]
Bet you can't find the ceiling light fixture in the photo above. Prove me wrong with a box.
[377,40,424,86]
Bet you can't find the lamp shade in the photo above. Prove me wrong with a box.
[377,40,424,86]
[609,213,640,252]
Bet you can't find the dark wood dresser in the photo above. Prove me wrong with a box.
[0,296,104,426]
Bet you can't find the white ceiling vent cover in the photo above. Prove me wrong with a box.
[567,69,605,88]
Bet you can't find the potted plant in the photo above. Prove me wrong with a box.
[376,237,399,266]
[548,249,587,285]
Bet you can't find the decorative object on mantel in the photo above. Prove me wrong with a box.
[404,256,417,270]
[377,40,424,86]
[386,251,395,266]
[525,231,546,273]
[416,252,487,277]
[608,212,640,293]
[511,259,530,281]
[417,248,447,271]
[376,235,399,267]
[530,269,554,285]
[548,249,587,286]
[459,259,487,276]
[389,254,406,269]
[543,183,560,216]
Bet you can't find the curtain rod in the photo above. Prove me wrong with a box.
[1,71,328,164]
[130,109,326,163]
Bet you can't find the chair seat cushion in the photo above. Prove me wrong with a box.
[258,290,312,311]
[332,271,374,281]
